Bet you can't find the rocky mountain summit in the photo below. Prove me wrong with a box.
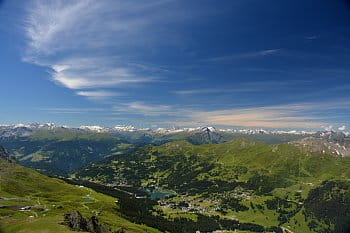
[187,126,223,144]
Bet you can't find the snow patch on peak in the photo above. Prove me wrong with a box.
[114,125,139,132]
[79,125,107,132]
[202,126,216,132]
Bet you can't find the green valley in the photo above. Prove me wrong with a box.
[75,139,350,233]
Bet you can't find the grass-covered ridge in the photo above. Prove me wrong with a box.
[0,130,134,176]
[77,138,350,189]
[0,157,160,233]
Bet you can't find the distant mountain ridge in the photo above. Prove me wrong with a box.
[1,123,350,176]
[2,122,346,138]
[0,129,129,176]
[2,123,348,145]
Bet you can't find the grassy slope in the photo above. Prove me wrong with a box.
[76,139,350,191]
[0,131,126,176]
[0,159,160,233]
[155,139,350,179]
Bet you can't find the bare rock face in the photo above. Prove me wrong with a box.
[0,146,15,163]
[291,137,350,157]
[87,216,100,232]
[86,216,114,233]
[64,211,122,233]
[64,211,88,231]
[189,127,223,144]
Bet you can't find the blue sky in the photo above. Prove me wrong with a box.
[1,0,350,130]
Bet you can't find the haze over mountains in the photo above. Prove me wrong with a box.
[2,122,350,149]
[1,122,349,142]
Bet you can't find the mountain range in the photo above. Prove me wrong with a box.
[2,123,349,146]
[1,124,350,232]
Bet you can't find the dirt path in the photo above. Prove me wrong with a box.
[281,226,294,233]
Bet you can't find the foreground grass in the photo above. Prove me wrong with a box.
[0,159,160,233]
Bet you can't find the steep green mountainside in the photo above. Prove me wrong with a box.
[75,139,350,233]
[0,148,160,233]
[0,130,134,176]
[76,139,350,190]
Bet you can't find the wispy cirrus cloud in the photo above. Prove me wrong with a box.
[110,100,350,129]
[184,100,350,129]
[40,107,107,114]
[50,57,155,89]
[114,102,180,116]
[22,0,182,98]
[173,88,236,95]
[24,0,178,55]
[41,99,350,129]
[188,104,323,128]
[24,0,95,55]
[207,49,281,62]
[306,35,319,40]
[173,80,312,96]
[173,87,261,96]
[76,90,122,100]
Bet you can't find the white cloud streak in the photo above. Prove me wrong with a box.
[188,105,323,128]
[50,57,154,89]
[114,102,181,116]
[208,49,281,62]
[40,107,107,114]
[172,80,312,96]
[24,0,175,55]
[41,99,349,129]
[76,90,122,100]
[111,100,350,129]
[23,0,178,95]
[173,88,246,95]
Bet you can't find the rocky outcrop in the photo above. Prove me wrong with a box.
[64,211,87,231]
[64,211,125,233]
[0,145,15,163]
